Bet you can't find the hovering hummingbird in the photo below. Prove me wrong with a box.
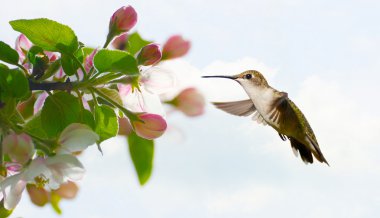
[203,70,329,165]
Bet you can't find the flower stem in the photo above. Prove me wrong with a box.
[90,87,137,121]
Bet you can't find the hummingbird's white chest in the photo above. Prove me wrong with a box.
[242,85,278,125]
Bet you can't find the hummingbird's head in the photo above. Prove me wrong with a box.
[234,70,269,87]
[202,70,268,88]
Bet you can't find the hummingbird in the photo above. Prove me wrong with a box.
[203,70,329,165]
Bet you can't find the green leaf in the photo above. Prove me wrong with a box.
[0,68,30,100]
[0,41,19,65]
[0,97,16,117]
[127,32,152,55]
[128,132,154,185]
[97,87,123,106]
[10,18,79,54]
[24,113,49,140]
[61,54,79,76]
[81,109,96,130]
[41,92,81,137]
[94,105,118,143]
[93,49,139,75]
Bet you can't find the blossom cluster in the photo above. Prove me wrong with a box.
[0,5,205,216]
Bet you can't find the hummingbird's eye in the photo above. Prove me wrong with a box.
[245,74,252,79]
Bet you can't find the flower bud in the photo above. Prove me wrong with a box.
[109,6,137,35]
[162,35,190,60]
[118,117,133,136]
[137,44,162,66]
[111,33,128,50]
[15,34,32,61]
[26,184,49,207]
[132,113,167,139]
[2,133,34,165]
[85,49,98,72]
[172,88,205,117]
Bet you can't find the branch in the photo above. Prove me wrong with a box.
[28,78,73,92]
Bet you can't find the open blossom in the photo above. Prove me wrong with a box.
[162,35,191,60]
[0,155,85,210]
[137,43,162,66]
[26,184,49,206]
[2,133,35,165]
[53,181,79,199]
[0,124,97,210]
[118,66,176,116]
[171,88,205,117]
[57,123,99,154]
[132,113,167,139]
[109,6,137,35]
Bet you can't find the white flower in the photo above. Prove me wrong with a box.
[0,155,84,210]
[0,123,98,210]
[118,66,176,116]
[57,123,99,154]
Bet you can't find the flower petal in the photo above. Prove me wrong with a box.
[34,92,48,114]
[46,155,85,189]
[58,123,99,154]
[141,67,176,94]
[4,179,26,210]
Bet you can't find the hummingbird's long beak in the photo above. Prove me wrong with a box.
[202,75,237,80]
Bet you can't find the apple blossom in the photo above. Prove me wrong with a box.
[106,5,137,47]
[118,117,133,136]
[112,33,128,50]
[137,43,162,66]
[162,35,191,60]
[15,34,32,63]
[84,49,98,73]
[57,123,99,154]
[2,133,35,165]
[118,66,176,116]
[110,6,137,33]
[0,155,85,210]
[170,88,205,117]
[26,184,49,206]
[131,113,167,139]
[53,181,78,199]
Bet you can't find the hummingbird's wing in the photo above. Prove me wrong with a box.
[213,99,256,116]
[213,100,268,125]
[268,93,329,165]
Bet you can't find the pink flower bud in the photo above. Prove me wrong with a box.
[112,33,128,50]
[85,49,98,72]
[15,34,32,60]
[109,6,137,34]
[162,35,191,60]
[173,88,205,117]
[132,113,167,139]
[2,133,34,165]
[137,44,162,66]
[26,184,49,207]
[118,117,133,136]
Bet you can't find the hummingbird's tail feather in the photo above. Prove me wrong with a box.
[306,135,330,166]
[289,137,314,164]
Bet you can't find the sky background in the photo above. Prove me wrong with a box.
[2,0,380,217]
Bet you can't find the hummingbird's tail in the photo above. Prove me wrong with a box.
[288,137,329,166]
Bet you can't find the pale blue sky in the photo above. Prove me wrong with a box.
[2,0,380,217]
